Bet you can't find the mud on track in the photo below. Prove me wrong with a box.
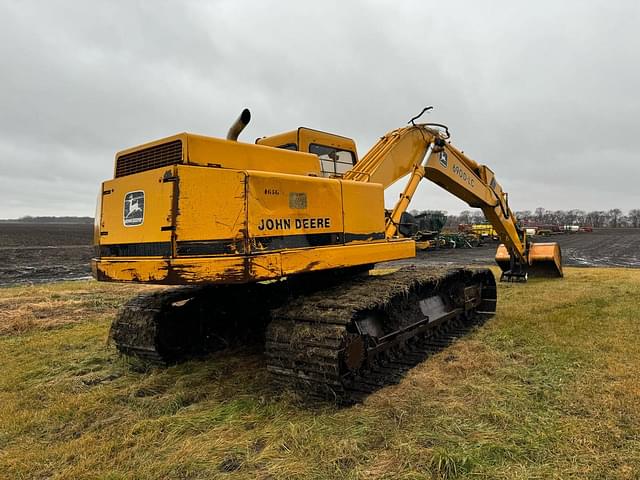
[0,224,639,286]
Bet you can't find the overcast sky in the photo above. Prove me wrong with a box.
[1,0,639,218]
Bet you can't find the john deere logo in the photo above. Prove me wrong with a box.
[123,191,144,226]
[439,151,448,168]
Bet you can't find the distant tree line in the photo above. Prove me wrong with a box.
[511,208,640,228]
[410,208,640,229]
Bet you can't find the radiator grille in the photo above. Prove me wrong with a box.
[115,140,183,177]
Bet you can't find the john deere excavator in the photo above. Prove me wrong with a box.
[92,107,562,402]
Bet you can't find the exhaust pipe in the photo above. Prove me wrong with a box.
[226,108,251,141]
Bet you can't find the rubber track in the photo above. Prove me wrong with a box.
[110,266,496,404]
[109,266,372,364]
[265,267,496,404]
[110,282,283,363]
[109,286,208,363]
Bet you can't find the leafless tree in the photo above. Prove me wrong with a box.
[459,210,472,224]
[609,209,623,228]
[628,209,640,228]
[433,207,638,229]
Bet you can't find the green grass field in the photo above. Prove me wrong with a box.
[1,267,639,479]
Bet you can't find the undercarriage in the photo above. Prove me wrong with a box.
[110,266,496,403]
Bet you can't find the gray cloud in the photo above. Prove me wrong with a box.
[1,0,638,218]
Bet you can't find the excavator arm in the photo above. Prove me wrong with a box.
[344,123,563,280]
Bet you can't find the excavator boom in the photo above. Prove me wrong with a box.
[344,122,562,280]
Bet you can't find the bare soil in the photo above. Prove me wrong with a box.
[389,228,640,270]
[0,223,93,286]
[553,227,640,267]
[0,223,639,286]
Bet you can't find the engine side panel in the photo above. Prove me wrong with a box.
[247,171,344,252]
[93,164,413,285]
[342,181,385,242]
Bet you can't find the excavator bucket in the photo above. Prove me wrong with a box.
[495,243,563,280]
[527,242,563,278]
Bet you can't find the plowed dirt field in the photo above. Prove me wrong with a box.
[1,223,638,286]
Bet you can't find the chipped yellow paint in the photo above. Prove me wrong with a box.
[93,240,415,285]
[175,166,246,244]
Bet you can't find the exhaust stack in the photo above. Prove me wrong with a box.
[226,108,251,141]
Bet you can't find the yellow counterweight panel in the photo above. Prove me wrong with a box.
[471,224,498,236]
[99,167,174,247]
[175,165,247,254]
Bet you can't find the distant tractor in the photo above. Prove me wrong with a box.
[459,223,498,241]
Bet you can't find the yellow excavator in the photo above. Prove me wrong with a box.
[92,107,562,402]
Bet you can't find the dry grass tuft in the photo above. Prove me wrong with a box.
[1,268,640,478]
[0,281,158,335]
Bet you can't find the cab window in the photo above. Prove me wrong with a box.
[309,143,356,177]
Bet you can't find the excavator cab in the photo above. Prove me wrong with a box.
[257,127,358,177]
